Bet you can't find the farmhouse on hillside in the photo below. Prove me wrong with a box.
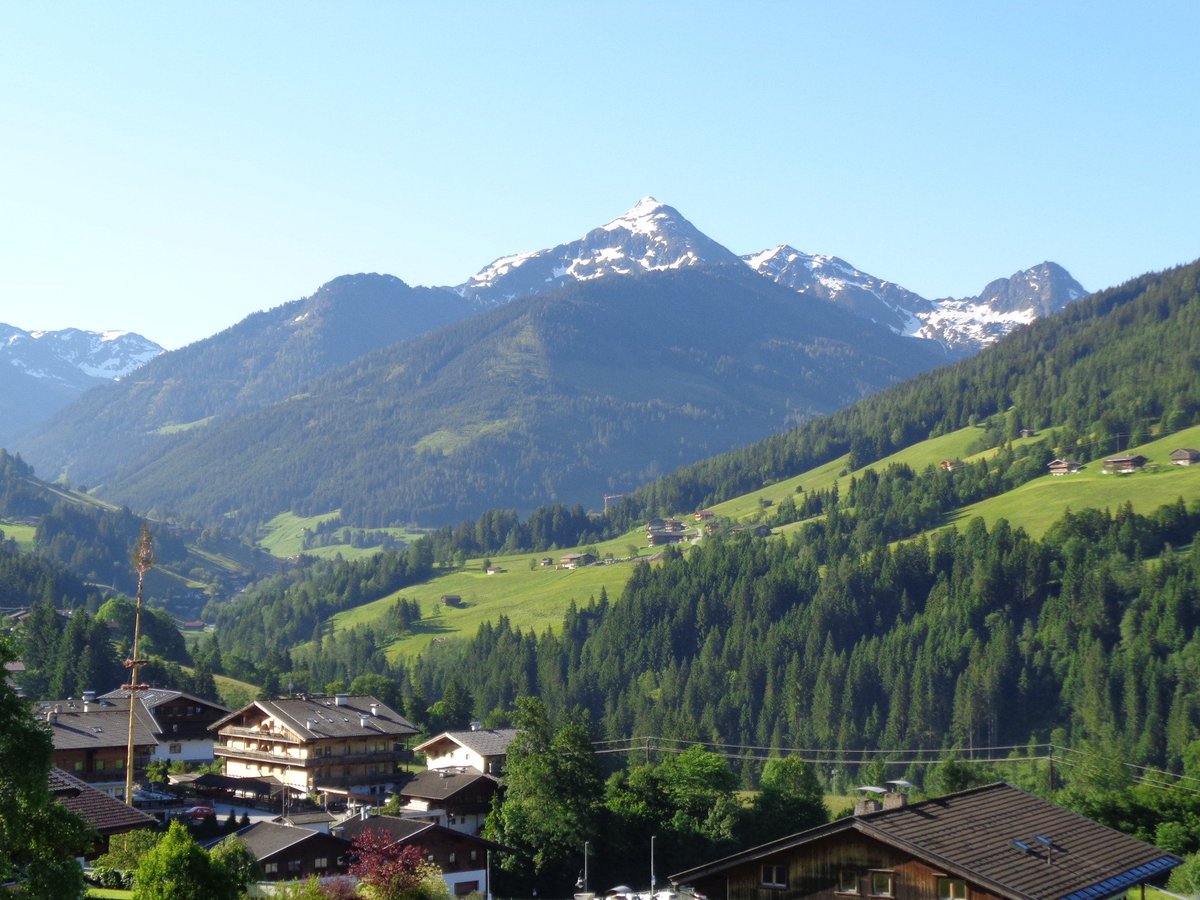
[1170,447,1200,466]
[559,552,596,569]
[1102,453,1148,474]
[1047,458,1082,476]
[671,782,1178,900]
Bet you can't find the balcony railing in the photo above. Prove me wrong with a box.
[214,745,404,768]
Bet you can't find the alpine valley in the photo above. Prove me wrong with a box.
[8,198,1085,532]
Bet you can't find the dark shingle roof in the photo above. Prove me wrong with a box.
[48,768,156,834]
[337,814,434,844]
[672,783,1180,900]
[414,727,519,758]
[100,686,230,714]
[228,821,349,860]
[335,814,511,853]
[399,768,499,801]
[43,707,156,750]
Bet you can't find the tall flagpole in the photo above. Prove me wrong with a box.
[124,524,155,805]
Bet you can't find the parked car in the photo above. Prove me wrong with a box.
[182,805,215,822]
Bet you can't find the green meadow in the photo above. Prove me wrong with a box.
[323,528,655,663]
[281,423,1200,665]
[943,423,1200,538]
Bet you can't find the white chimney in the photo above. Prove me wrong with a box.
[469,720,481,732]
[360,714,370,728]
[369,703,378,717]
[335,693,349,707]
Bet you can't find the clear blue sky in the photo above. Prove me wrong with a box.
[2,2,1197,349]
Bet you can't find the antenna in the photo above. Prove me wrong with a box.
[1034,834,1054,865]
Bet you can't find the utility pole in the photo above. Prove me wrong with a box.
[123,524,155,805]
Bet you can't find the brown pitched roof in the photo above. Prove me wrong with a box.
[211,695,418,741]
[672,783,1179,900]
[398,768,499,801]
[48,767,156,835]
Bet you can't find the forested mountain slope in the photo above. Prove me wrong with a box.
[17,274,475,490]
[612,259,1200,524]
[84,265,948,530]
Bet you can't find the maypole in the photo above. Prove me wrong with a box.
[124,523,155,805]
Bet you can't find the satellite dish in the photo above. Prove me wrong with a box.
[856,785,887,794]
[885,779,915,789]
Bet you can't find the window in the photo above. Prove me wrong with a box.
[761,865,787,888]
[449,852,457,864]
[73,761,84,772]
[95,759,105,771]
[264,862,278,874]
[938,878,967,900]
[315,858,328,870]
[287,859,302,873]
[169,742,182,754]
[869,872,893,897]
[838,870,860,894]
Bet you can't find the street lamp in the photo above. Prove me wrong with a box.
[575,840,590,894]
[651,835,656,897]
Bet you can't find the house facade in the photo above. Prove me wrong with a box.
[671,783,1178,900]
[212,694,418,803]
[414,726,518,775]
[99,687,230,764]
[395,768,501,834]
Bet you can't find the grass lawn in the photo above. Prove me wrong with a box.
[86,889,133,899]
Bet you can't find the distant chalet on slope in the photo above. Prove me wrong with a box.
[671,782,1178,900]
[1102,454,1148,474]
[1047,458,1082,476]
[1170,447,1200,466]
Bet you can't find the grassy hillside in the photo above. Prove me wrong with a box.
[303,422,1200,664]
[320,527,654,663]
[945,423,1200,537]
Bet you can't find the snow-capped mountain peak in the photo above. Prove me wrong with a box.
[1,325,163,386]
[454,196,1086,353]
[454,197,742,305]
[744,244,1086,354]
